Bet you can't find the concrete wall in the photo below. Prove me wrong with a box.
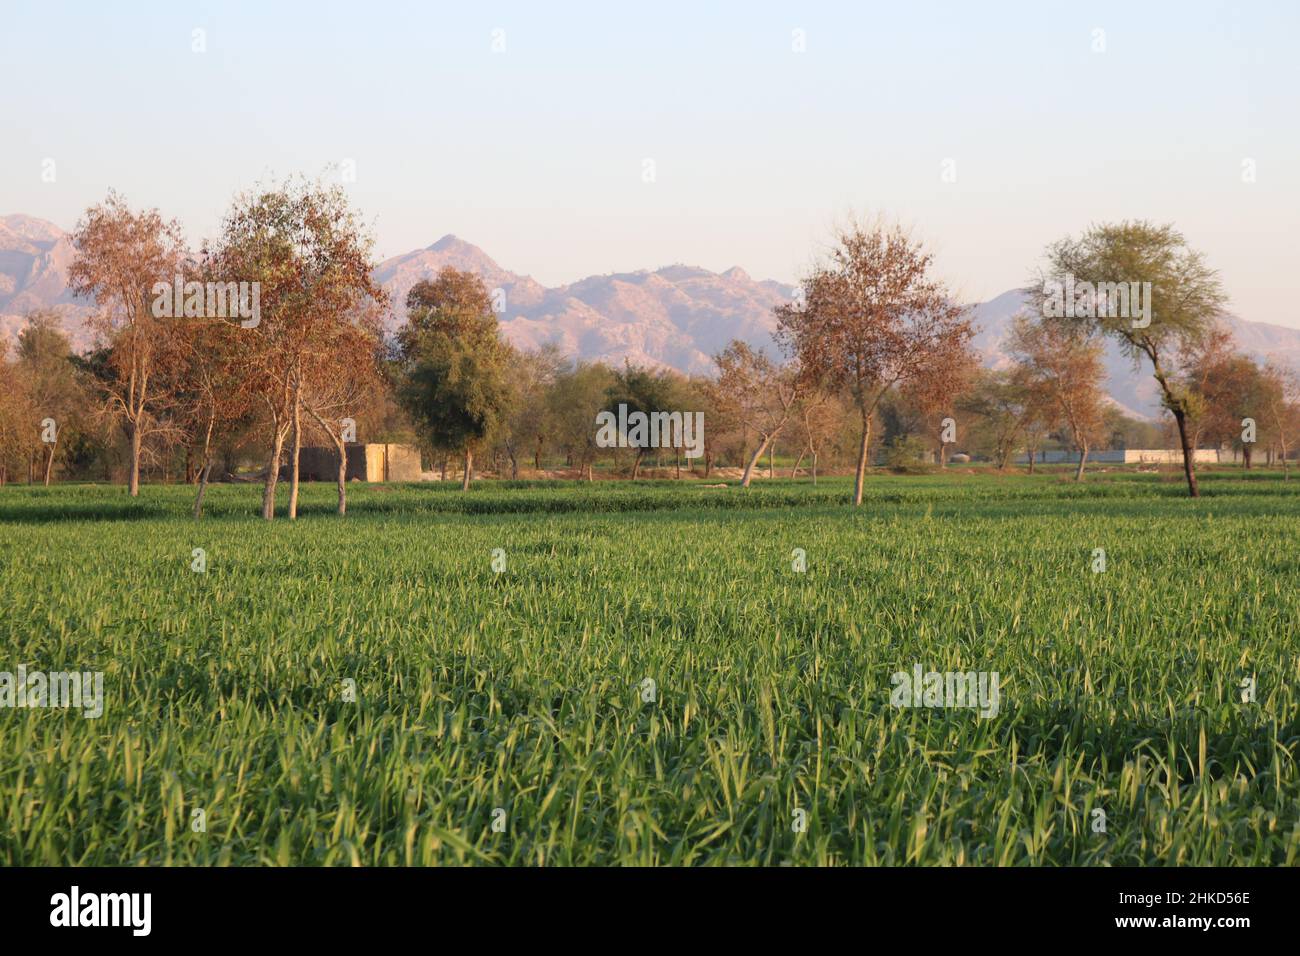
[1122,448,1219,465]
[297,444,422,482]
[1016,448,1220,465]
[363,444,422,482]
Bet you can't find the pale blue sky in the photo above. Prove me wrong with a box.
[3,1,1296,323]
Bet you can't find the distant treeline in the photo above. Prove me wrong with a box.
[1,184,1294,511]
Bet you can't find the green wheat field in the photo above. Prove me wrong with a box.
[1,471,1298,866]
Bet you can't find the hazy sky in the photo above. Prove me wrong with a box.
[3,1,1297,322]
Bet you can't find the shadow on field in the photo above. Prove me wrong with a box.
[1,474,1296,525]
[0,501,172,523]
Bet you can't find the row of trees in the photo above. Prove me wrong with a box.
[0,187,1294,508]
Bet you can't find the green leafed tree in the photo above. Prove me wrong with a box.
[603,363,676,479]
[547,360,616,480]
[1033,221,1226,497]
[396,268,512,490]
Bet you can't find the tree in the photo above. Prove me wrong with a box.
[503,344,566,478]
[396,268,512,490]
[68,192,187,496]
[712,341,801,487]
[1261,363,1300,479]
[1034,222,1227,497]
[657,371,706,479]
[695,374,742,479]
[303,324,384,515]
[1180,323,1237,455]
[1008,314,1107,481]
[14,312,85,485]
[548,361,616,480]
[603,364,676,480]
[168,273,256,517]
[789,388,847,483]
[0,340,39,486]
[209,178,385,518]
[1184,337,1275,469]
[777,220,974,505]
[908,349,978,469]
[958,369,1036,470]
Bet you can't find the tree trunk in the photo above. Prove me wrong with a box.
[852,413,872,507]
[1243,444,1252,470]
[741,436,770,488]
[42,438,56,486]
[193,414,215,518]
[812,450,818,486]
[461,447,473,491]
[193,462,212,518]
[768,443,774,479]
[335,439,347,515]
[1074,443,1088,482]
[288,389,302,520]
[261,428,286,520]
[1027,448,1035,475]
[792,448,806,479]
[128,422,142,496]
[631,448,644,480]
[1172,408,1199,498]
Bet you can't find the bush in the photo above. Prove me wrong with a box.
[884,435,936,473]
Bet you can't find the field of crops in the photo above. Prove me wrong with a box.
[2,470,1298,866]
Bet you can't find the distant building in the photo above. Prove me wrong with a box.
[296,443,422,482]
[1015,449,1220,465]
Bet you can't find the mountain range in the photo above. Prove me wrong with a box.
[5,213,1300,418]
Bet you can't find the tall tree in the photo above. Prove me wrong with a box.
[1035,221,1226,497]
[777,220,974,505]
[209,178,385,519]
[396,268,512,490]
[68,192,187,496]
